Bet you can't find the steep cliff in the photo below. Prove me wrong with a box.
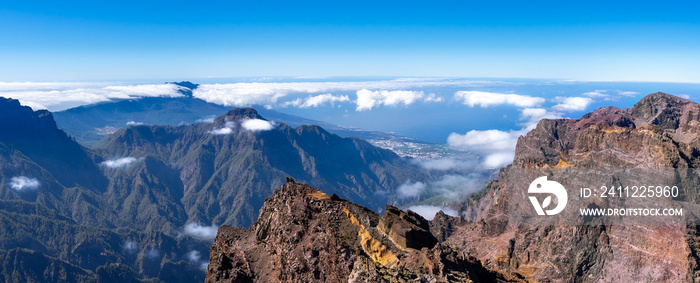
[446,92,700,282]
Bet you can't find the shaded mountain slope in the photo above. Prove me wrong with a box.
[0,97,210,282]
[102,156,189,231]
[94,108,429,228]
[0,248,93,282]
[0,98,107,191]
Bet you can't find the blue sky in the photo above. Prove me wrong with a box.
[1,0,699,82]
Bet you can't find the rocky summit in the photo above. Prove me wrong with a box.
[448,92,700,282]
[205,178,507,283]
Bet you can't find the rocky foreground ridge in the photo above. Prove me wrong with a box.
[206,178,508,282]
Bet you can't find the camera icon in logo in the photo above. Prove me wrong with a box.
[528,176,568,216]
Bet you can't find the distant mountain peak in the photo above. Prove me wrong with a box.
[0,97,60,139]
[637,91,690,106]
[0,96,24,109]
[630,92,694,128]
[222,107,264,120]
[166,81,199,97]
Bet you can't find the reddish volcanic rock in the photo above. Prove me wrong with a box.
[205,178,508,282]
[447,93,700,282]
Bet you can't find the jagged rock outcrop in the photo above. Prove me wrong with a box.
[513,92,700,169]
[445,92,700,282]
[378,205,438,250]
[206,178,506,282]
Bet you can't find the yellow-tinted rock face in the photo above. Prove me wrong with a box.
[340,206,397,266]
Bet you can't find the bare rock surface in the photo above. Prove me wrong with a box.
[448,92,700,282]
[206,178,508,282]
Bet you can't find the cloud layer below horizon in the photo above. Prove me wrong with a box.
[0,79,653,172]
[0,82,184,111]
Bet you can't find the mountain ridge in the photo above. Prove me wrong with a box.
[94,107,430,228]
[445,92,700,282]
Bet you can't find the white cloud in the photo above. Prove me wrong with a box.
[355,89,427,111]
[147,248,160,259]
[447,129,522,152]
[395,174,488,202]
[193,83,288,106]
[431,174,488,199]
[423,93,444,102]
[193,79,516,108]
[483,153,516,169]
[407,205,459,221]
[292,93,350,108]
[519,108,548,119]
[101,157,139,168]
[0,78,516,111]
[124,241,137,252]
[187,250,201,263]
[208,127,233,135]
[447,129,527,169]
[551,96,594,112]
[582,90,609,98]
[0,82,184,111]
[103,84,182,97]
[583,90,638,101]
[9,176,40,191]
[454,91,545,108]
[208,121,236,135]
[18,100,48,110]
[519,108,562,129]
[617,91,639,97]
[195,116,216,124]
[397,181,426,198]
[280,98,302,108]
[186,250,209,271]
[126,121,144,126]
[241,118,276,132]
[184,223,218,240]
[678,94,691,99]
